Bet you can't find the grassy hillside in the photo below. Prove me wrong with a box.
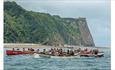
[4,1,95,46]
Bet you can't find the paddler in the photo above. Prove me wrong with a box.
[30,48,34,51]
[93,49,99,55]
[69,50,74,56]
[12,48,15,51]
[77,48,81,52]
[23,48,25,51]
[28,48,30,51]
[59,48,63,56]
[36,49,39,53]
[66,50,70,56]
[43,49,46,54]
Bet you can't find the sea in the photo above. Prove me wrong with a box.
[4,47,111,70]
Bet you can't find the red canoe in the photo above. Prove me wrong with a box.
[6,50,34,55]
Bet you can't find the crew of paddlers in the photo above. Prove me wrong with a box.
[10,47,100,56]
[36,48,99,56]
[12,48,35,51]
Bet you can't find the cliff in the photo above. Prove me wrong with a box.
[4,1,95,46]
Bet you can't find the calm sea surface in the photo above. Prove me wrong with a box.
[4,47,111,70]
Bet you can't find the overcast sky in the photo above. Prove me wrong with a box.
[7,0,111,47]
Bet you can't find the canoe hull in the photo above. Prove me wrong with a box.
[33,53,104,58]
[80,53,104,57]
[34,54,80,58]
[6,50,33,55]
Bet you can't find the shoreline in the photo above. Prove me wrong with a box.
[4,43,110,49]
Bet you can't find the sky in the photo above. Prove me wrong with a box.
[7,0,111,47]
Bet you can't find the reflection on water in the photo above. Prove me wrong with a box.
[4,47,110,70]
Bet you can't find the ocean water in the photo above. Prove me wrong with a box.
[4,47,111,70]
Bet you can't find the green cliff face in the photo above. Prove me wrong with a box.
[4,1,95,46]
